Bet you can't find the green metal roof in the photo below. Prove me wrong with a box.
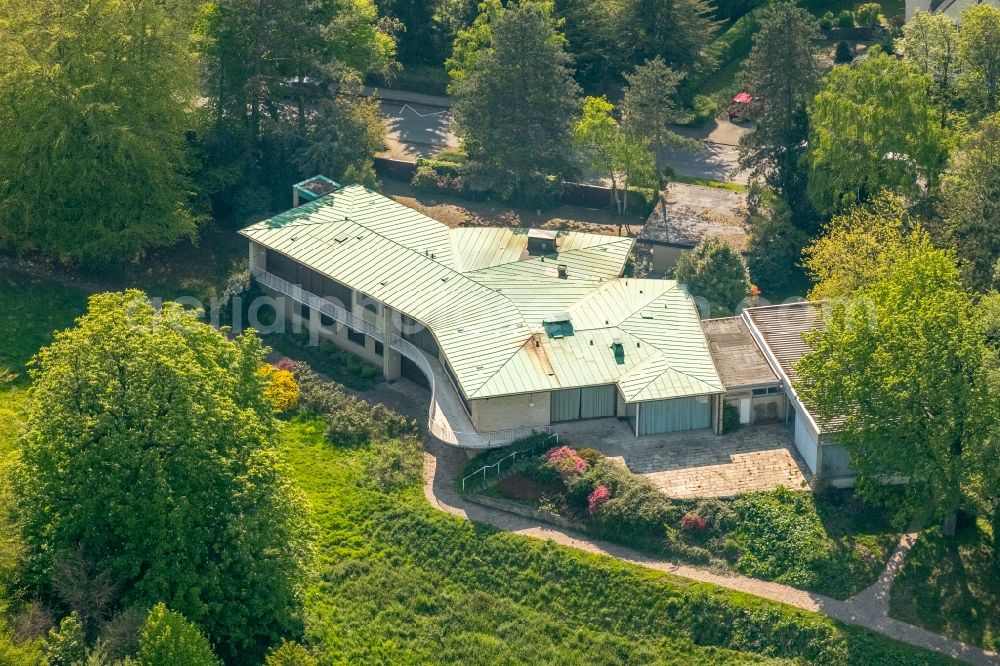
[240,185,723,401]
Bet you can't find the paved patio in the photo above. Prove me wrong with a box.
[553,420,811,498]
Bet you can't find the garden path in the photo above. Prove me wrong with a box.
[282,365,996,665]
[420,435,998,665]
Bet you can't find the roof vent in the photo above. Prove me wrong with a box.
[557,264,568,279]
[611,337,625,365]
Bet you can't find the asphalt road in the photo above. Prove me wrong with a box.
[374,90,750,185]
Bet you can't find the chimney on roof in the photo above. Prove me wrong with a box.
[557,264,568,279]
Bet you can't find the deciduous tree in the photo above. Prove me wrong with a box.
[136,604,219,666]
[802,194,919,301]
[797,240,988,535]
[573,97,655,219]
[12,292,313,663]
[958,3,1000,114]
[807,48,950,215]
[896,10,960,127]
[939,113,1000,291]
[0,0,201,265]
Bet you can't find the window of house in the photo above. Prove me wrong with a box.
[347,328,366,347]
[375,341,384,357]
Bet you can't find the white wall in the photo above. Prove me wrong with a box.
[793,407,820,474]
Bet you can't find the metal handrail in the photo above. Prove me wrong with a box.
[253,268,549,448]
[461,433,559,492]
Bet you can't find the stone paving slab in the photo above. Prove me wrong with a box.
[556,420,811,498]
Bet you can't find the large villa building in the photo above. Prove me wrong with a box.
[241,179,854,486]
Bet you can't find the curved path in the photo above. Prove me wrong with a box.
[421,438,998,665]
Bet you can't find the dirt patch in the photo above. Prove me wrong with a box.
[381,179,643,237]
[496,473,563,503]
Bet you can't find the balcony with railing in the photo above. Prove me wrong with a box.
[252,268,550,448]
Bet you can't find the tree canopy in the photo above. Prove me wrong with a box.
[135,604,220,666]
[675,238,752,314]
[896,10,960,126]
[11,292,312,662]
[958,3,1000,115]
[0,0,201,265]
[797,239,989,530]
[738,0,821,225]
[802,194,920,301]
[939,113,1000,291]
[452,1,580,205]
[807,48,950,216]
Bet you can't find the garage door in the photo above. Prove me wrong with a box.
[550,385,616,422]
[637,396,712,435]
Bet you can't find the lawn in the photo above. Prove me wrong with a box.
[0,272,90,459]
[890,520,1000,652]
[283,415,953,664]
[0,272,90,384]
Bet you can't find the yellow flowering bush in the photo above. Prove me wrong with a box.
[259,364,299,413]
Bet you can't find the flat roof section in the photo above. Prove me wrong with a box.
[702,317,779,390]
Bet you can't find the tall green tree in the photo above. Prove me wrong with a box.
[940,112,1000,291]
[452,1,580,204]
[807,47,950,215]
[12,292,313,663]
[618,0,718,77]
[896,10,960,127]
[675,238,752,315]
[201,0,394,197]
[958,3,1000,114]
[0,0,201,265]
[746,196,809,296]
[136,604,219,666]
[622,58,701,229]
[738,0,821,226]
[802,194,918,301]
[573,96,655,219]
[973,293,1000,565]
[297,94,387,185]
[554,0,621,92]
[798,239,988,534]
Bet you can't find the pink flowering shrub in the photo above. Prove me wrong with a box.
[545,446,589,479]
[681,513,708,531]
[587,485,612,515]
[274,357,297,372]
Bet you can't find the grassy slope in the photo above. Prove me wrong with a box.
[0,272,89,457]
[890,521,999,652]
[284,419,954,665]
